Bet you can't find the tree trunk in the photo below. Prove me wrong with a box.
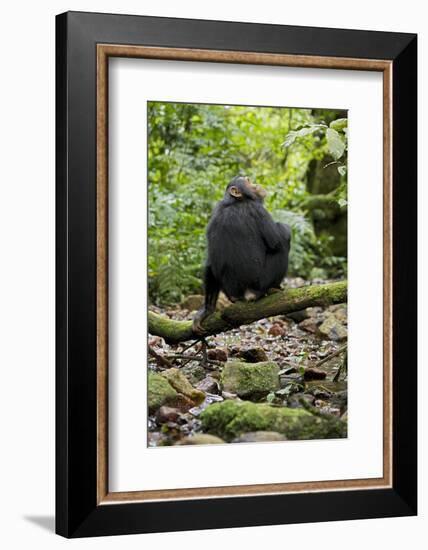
[149,280,347,344]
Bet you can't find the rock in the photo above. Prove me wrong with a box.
[239,347,268,363]
[286,309,308,323]
[310,267,328,280]
[172,394,195,412]
[222,391,238,400]
[304,367,327,381]
[180,295,204,311]
[279,366,297,375]
[268,324,286,337]
[189,393,224,416]
[148,372,178,413]
[200,400,347,442]
[298,317,322,334]
[318,315,348,341]
[207,348,228,362]
[329,304,348,321]
[228,345,241,357]
[331,390,348,413]
[318,406,341,416]
[287,393,315,408]
[307,306,323,317]
[221,361,280,398]
[289,306,323,323]
[148,432,166,447]
[175,434,225,445]
[196,376,219,394]
[156,406,181,423]
[309,387,332,399]
[148,336,163,348]
[161,368,205,405]
[181,364,206,385]
[232,431,286,443]
[289,277,306,288]
[327,304,347,324]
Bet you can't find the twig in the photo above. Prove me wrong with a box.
[201,339,208,367]
[177,340,206,368]
[165,354,222,366]
[316,344,347,368]
[333,349,348,382]
[180,339,200,354]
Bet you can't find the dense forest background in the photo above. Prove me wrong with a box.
[148,102,348,305]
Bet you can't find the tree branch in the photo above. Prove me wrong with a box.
[149,280,347,344]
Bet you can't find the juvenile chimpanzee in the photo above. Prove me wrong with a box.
[193,176,291,334]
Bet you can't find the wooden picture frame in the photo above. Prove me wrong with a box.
[56,11,417,538]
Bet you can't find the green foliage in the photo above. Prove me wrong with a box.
[283,116,348,180]
[148,102,347,304]
[273,210,346,279]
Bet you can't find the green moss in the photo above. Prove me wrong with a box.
[161,368,205,405]
[149,281,347,343]
[148,312,193,343]
[221,361,280,397]
[148,372,178,412]
[200,400,347,442]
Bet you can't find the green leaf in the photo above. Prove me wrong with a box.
[330,118,348,131]
[282,124,326,148]
[282,131,297,147]
[266,392,276,403]
[338,198,348,208]
[326,128,345,160]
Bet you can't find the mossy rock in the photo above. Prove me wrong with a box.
[175,434,225,446]
[318,314,348,341]
[200,400,347,442]
[181,363,207,385]
[161,368,205,405]
[148,372,177,413]
[221,361,280,398]
[232,431,286,443]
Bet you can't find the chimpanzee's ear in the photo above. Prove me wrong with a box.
[229,186,243,199]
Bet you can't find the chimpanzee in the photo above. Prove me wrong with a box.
[193,176,291,334]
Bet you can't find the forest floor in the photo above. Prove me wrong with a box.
[147,277,348,447]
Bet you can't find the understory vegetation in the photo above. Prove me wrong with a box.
[147,102,348,447]
[148,102,347,305]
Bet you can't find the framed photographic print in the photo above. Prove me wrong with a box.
[56,11,417,538]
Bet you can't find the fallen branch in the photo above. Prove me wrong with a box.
[316,344,348,368]
[165,354,223,366]
[149,280,347,344]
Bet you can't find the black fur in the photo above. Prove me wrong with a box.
[193,176,291,333]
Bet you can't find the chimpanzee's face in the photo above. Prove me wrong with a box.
[243,177,267,200]
[227,176,267,201]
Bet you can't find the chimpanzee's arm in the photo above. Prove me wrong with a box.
[257,208,285,252]
[192,264,220,335]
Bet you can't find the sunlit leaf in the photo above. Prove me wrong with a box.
[326,128,345,160]
[329,118,348,132]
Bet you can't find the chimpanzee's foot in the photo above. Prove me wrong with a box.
[192,318,207,336]
[244,289,261,302]
[192,308,211,335]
